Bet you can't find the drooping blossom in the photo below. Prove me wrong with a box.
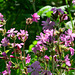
[0,13,4,21]
[53,55,58,61]
[69,47,74,56]
[26,18,33,25]
[25,54,31,64]
[31,13,40,22]
[10,55,15,58]
[65,54,71,66]
[1,37,9,47]
[72,0,75,4]
[27,61,41,75]
[41,18,55,30]
[17,30,29,42]
[44,55,49,60]
[7,28,18,37]
[51,8,64,14]
[62,14,68,20]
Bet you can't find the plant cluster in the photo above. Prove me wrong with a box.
[0,0,75,75]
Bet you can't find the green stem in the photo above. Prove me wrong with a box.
[32,1,41,34]
[52,55,54,75]
[65,0,74,31]
[14,39,18,64]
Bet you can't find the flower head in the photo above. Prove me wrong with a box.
[51,8,64,14]
[0,13,4,21]
[1,37,9,47]
[7,28,18,37]
[42,18,55,30]
[65,54,71,66]
[2,70,8,75]
[69,47,74,56]
[44,55,49,60]
[26,54,31,64]
[31,13,40,22]
[72,0,75,4]
[27,61,41,75]
[17,30,29,42]
[2,52,7,57]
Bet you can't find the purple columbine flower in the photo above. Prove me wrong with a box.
[7,28,18,37]
[1,37,9,47]
[51,8,64,14]
[27,61,41,75]
[0,13,4,21]
[26,54,31,64]
[72,0,75,4]
[41,18,55,30]
[69,47,74,56]
[31,13,40,22]
[65,54,71,66]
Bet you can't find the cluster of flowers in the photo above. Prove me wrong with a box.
[0,13,31,75]
[0,0,75,74]
[31,7,75,75]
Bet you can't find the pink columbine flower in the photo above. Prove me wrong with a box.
[31,13,40,22]
[44,55,49,60]
[72,0,75,4]
[26,54,31,64]
[65,54,71,66]
[69,47,74,56]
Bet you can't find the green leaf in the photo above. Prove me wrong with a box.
[62,63,66,67]
[17,69,19,74]
[46,11,53,17]
[37,6,52,18]
[32,40,37,45]
[29,44,34,52]
[5,50,10,54]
